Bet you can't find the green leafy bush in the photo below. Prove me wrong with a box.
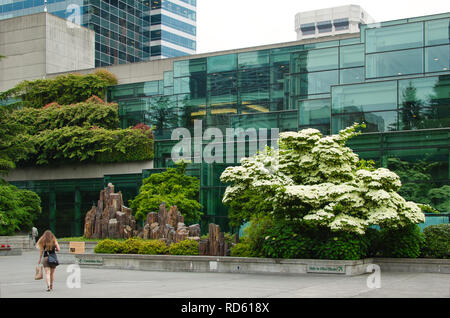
[27,126,153,165]
[121,238,145,254]
[94,239,123,254]
[230,238,258,258]
[0,182,41,235]
[138,240,169,255]
[422,224,450,259]
[378,224,425,258]
[260,222,317,259]
[315,232,370,260]
[130,162,202,223]
[11,100,119,135]
[1,71,118,108]
[169,239,199,256]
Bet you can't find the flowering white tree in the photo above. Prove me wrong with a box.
[221,124,425,234]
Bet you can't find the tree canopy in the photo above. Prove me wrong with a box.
[221,124,425,234]
[130,162,202,224]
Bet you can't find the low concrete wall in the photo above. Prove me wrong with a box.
[0,248,22,256]
[75,254,373,276]
[375,258,450,274]
[0,235,34,250]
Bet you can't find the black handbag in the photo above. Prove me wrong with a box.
[46,247,59,267]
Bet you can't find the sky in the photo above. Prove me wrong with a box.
[196,0,449,54]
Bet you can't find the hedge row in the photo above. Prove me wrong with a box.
[230,223,450,260]
[94,238,199,256]
[0,70,118,108]
[23,126,154,166]
[10,98,119,135]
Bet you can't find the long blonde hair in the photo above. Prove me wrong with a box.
[36,230,56,251]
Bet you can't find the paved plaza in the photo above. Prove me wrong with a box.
[0,251,449,298]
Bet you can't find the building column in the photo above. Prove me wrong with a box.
[74,189,82,237]
[49,191,56,234]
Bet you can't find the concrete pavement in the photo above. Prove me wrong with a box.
[0,250,449,298]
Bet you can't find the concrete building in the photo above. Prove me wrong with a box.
[295,5,376,41]
[0,12,94,93]
[0,0,197,66]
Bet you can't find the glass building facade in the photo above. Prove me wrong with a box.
[0,0,197,66]
[10,12,450,236]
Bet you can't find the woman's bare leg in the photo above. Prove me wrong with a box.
[50,267,56,290]
[44,267,51,290]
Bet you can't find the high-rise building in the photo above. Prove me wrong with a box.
[147,0,197,60]
[295,4,376,40]
[0,0,197,66]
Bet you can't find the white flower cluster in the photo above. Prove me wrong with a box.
[220,125,425,234]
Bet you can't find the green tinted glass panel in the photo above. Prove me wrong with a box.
[425,45,450,73]
[332,111,398,134]
[292,70,338,97]
[174,58,207,77]
[366,22,423,53]
[399,75,450,130]
[366,48,423,78]
[135,81,161,97]
[298,98,331,126]
[109,85,135,99]
[238,50,270,69]
[332,81,397,113]
[340,44,364,68]
[340,37,361,46]
[340,67,364,84]
[164,71,173,87]
[174,77,191,94]
[240,86,270,104]
[425,18,450,46]
[291,47,339,73]
[239,68,270,87]
[207,54,237,73]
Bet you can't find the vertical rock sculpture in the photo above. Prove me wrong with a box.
[83,183,137,239]
[142,202,200,245]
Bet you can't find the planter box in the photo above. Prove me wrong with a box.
[75,254,373,276]
[74,254,450,276]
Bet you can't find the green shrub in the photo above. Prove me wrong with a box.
[1,71,118,108]
[121,237,145,254]
[130,162,202,224]
[28,126,153,165]
[94,239,123,254]
[315,232,370,260]
[422,224,450,259]
[230,239,258,258]
[378,224,425,258]
[138,240,169,255]
[260,222,317,259]
[169,239,199,256]
[0,182,41,235]
[11,100,119,135]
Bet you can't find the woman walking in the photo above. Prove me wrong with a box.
[36,230,60,292]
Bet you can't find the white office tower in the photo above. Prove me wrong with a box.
[295,5,376,40]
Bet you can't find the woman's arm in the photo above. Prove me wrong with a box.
[38,248,43,265]
[55,241,60,252]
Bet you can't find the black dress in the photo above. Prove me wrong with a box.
[42,246,57,268]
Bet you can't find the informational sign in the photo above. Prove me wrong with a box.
[69,242,85,254]
[307,265,346,274]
